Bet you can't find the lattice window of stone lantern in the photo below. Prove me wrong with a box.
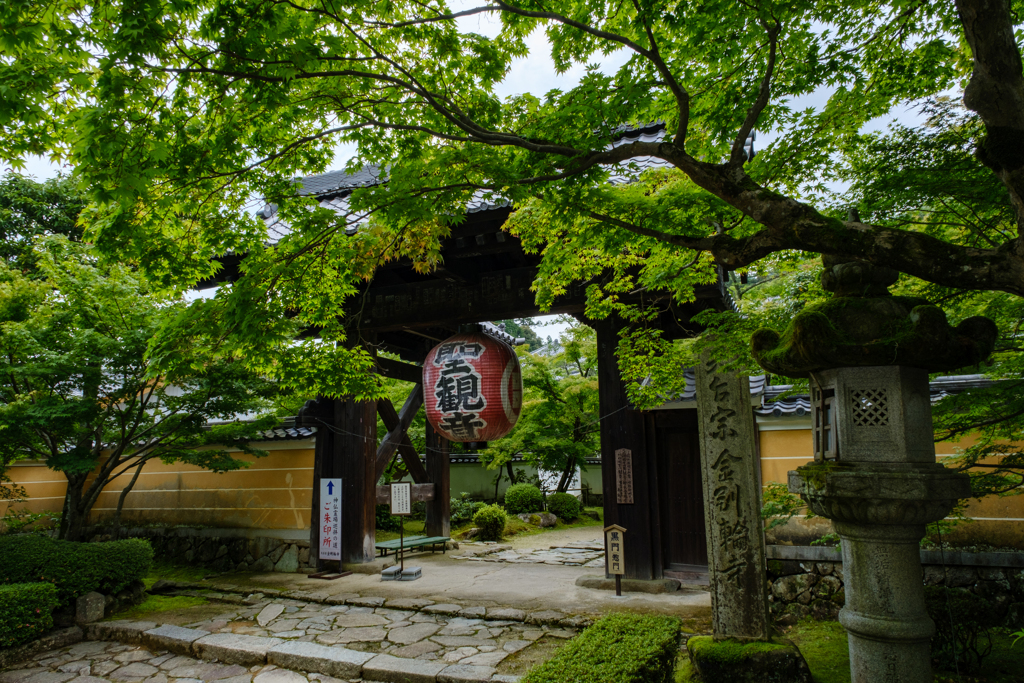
[813,387,837,460]
[850,388,890,427]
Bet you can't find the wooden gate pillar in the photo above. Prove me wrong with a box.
[594,316,661,580]
[424,421,451,537]
[337,395,378,565]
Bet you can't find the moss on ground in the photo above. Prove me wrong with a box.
[686,636,791,664]
[785,620,851,683]
[376,506,603,543]
[109,594,208,621]
[143,561,210,589]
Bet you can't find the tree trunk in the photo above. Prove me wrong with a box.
[58,472,89,541]
[556,453,576,494]
[112,459,147,540]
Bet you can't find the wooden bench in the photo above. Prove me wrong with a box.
[375,535,450,557]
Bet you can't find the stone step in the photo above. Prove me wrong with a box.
[80,620,523,682]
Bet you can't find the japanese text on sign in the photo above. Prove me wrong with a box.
[319,478,342,561]
[390,482,411,516]
[605,525,626,575]
[615,448,634,504]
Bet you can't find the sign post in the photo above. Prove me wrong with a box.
[605,524,626,597]
[391,482,411,572]
[309,478,351,580]
[382,482,421,581]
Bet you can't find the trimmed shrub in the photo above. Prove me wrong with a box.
[0,535,153,607]
[547,492,581,521]
[451,494,484,525]
[473,504,507,541]
[524,612,681,683]
[0,582,58,648]
[925,586,1000,674]
[504,483,543,514]
[375,504,402,532]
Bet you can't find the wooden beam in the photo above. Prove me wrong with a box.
[375,386,424,481]
[376,357,423,384]
[375,483,436,504]
[377,397,430,484]
[337,396,378,565]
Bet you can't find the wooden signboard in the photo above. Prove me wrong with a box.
[605,524,626,575]
[615,448,634,504]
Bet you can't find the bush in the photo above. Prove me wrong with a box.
[473,504,507,541]
[375,504,402,532]
[0,582,58,648]
[524,612,681,683]
[0,535,153,607]
[547,492,581,521]
[504,483,543,514]
[451,494,484,525]
[925,586,1000,674]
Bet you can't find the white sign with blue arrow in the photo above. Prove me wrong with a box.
[319,478,342,561]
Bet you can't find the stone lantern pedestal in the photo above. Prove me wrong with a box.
[751,256,997,683]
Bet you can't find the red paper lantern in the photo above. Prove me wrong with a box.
[423,331,523,442]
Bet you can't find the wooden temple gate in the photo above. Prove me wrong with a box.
[207,174,733,580]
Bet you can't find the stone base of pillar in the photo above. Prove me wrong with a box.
[687,636,813,683]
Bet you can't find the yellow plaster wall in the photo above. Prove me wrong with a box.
[758,427,1024,548]
[4,443,316,530]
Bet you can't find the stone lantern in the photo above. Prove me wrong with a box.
[751,256,998,683]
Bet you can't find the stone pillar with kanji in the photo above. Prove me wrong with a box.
[695,363,770,640]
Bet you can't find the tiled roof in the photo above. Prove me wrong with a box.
[258,123,673,243]
[756,374,996,417]
[255,426,318,441]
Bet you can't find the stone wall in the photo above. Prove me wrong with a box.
[766,546,1024,628]
[88,527,312,573]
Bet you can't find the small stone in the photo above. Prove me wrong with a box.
[389,641,442,659]
[459,651,508,667]
[485,608,525,622]
[421,604,463,616]
[442,647,478,663]
[92,662,119,677]
[256,604,286,627]
[346,597,385,608]
[457,607,486,618]
[316,627,388,644]
[387,623,442,645]
[109,663,159,681]
[502,640,530,653]
[57,664,90,676]
[114,652,153,664]
[253,671,305,683]
[333,614,388,628]
[385,598,434,610]
[142,674,168,683]
[0,671,47,683]
[76,593,106,625]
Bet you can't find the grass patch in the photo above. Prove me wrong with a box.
[377,506,603,543]
[374,518,427,543]
[109,594,207,621]
[786,619,850,683]
[143,561,210,589]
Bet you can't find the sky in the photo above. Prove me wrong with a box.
[10,6,934,343]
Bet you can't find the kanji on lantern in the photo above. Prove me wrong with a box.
[423,331,522,442]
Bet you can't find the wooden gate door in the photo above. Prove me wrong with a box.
[654,410,708,571]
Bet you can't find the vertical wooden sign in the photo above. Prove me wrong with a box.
[604,525,626,574]
[615,448,634,504]
[319,478,342,561]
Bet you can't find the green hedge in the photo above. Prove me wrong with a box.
[547,492,581,521]
[0,583,58,648]
[504,483,544,514]
[524,612,682,683]
[473,504,507,541]
[0,535,153,606]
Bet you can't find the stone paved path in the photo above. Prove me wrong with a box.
[456,542,604,567]
[1,591,578,683]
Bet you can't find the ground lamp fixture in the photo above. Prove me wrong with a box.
[751,255,997,683]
